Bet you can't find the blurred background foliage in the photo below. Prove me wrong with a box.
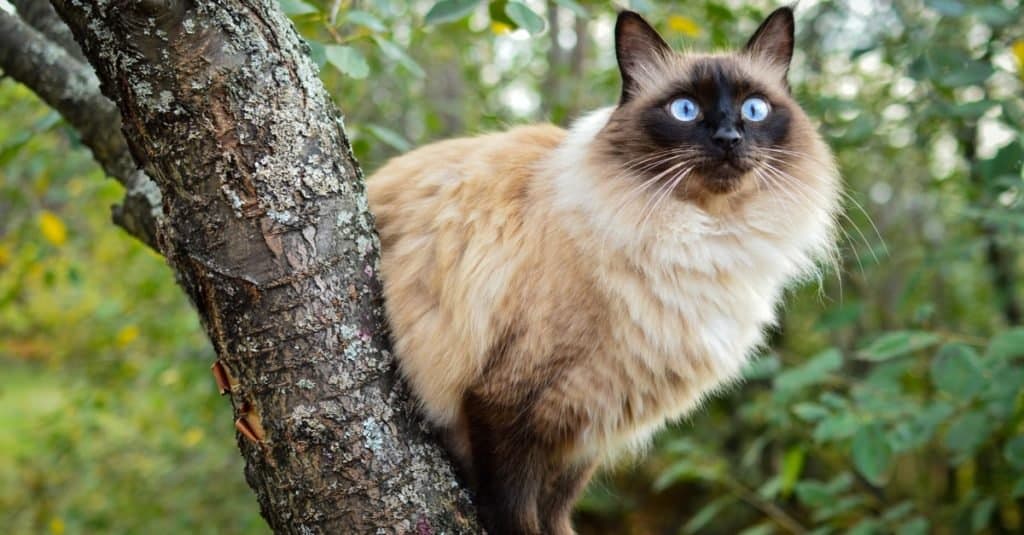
[1,0,1023,533]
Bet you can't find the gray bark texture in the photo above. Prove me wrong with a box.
[10,0,483,532]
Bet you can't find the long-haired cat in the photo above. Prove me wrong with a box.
[367,7,839,534]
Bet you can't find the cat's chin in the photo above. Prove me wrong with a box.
[701,176,744,194]
[692,161,751,195]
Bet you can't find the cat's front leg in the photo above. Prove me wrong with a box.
[462,393,544,534]
[538,459,598,535]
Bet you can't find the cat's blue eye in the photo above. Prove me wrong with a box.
[741,97,770,122]
[669,98,700,122]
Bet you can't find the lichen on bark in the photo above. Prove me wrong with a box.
[46,0,482,532]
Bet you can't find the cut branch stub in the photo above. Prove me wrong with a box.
[48,0,480,532]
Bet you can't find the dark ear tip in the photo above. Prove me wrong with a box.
[615,10,646,28]
[771,6,796,24]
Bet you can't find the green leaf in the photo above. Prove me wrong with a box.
[792,402,830,422]
[840,113,876,143]
[364,124,412,153]
[852,425,891,485]
[827,472,853,493]
[848,519,882,535]
[505,2,546,34]
[305,39,327,69]
[864,359,913,393]
[949,100,996,119]
[424,0,483,25]
[943,410,991,457]
[741,435,768,469]
[972,5,1014,27]
[897,518,929,535]
[882,502,915,522]
[653,459,713,491]
[938,60,994,87]
[980,141,1024,183]
[986,328,1024,360]
[858,331,941,361]
[736,523,774,535]
[971,498,995,533]
[779,446,805,495]
[279,0,318,15]
[1013,478,1024,498]
[813,412,859,443]
[757,477,781,500]
[683,497,732,534]
[1004,436,1024,469]
[324,45,369,79]
[345,10,386,32]
[488,0,515,26]
[815,302,863,331]
[794,480,832,507]
[914,401,955,436]
[372,37,426,78]
[741,353,779,380]
[774,348,843,393]
[930,343,985,398]
[925,0,965,16]
[812,495,867,522]
[820,392,849,410]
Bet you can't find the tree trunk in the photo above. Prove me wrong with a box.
[30,1,481,532]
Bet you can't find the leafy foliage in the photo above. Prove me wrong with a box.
[2,0,1023,533]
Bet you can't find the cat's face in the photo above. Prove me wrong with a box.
[596,8,815,201]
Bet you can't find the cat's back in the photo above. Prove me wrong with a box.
[366,124,567,424]
[367,124,564,233]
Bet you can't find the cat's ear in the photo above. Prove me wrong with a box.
[745,7,795,75]
[615,11,671,104]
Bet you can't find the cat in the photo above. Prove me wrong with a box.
[366,7,840,535]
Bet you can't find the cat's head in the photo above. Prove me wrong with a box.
[595,8,830,205]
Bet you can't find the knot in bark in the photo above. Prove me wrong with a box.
[110,0,189,39]
[116,0,183,17]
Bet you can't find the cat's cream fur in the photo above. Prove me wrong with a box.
[367,8,840,534]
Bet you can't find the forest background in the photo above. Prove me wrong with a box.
[1,0,1023,533]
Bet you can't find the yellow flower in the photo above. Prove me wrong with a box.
[49,518,65,535]
[490,21,511,35]
[183,428,204,448]
[38,211,67,246]
[159,368,180,386]
[667,15,701,38]
[0,244,9,266]
[1012,40,1024,80]
[116,325,140,347]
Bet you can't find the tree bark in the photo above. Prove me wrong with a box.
[32,0,481,532]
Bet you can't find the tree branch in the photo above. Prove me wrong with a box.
[45,0,480,532]
[9,0,86,62]
[0,9,161,248]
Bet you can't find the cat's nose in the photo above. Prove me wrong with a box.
[713,126,743,149]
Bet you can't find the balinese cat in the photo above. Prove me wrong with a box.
[367,7,840,535]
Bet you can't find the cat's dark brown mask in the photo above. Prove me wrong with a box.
[597,8,809,199]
